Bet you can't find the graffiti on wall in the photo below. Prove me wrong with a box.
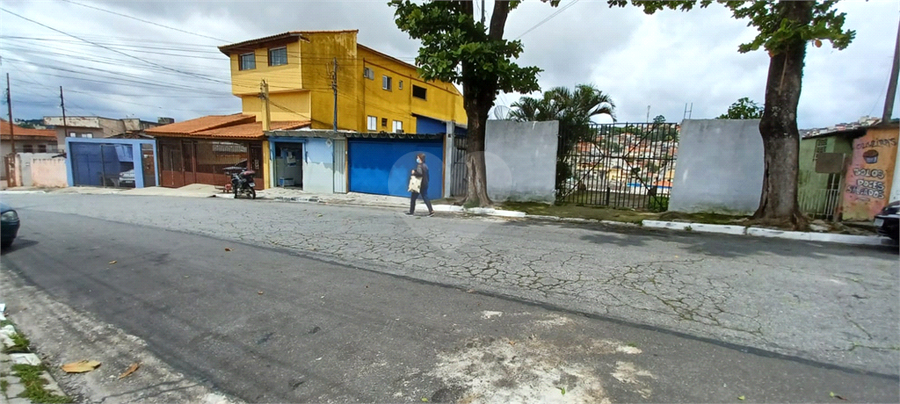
[841,129,898,221]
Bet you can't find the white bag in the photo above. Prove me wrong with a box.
[408,175,422,193]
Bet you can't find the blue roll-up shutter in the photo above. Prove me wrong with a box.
[348,139,443,197]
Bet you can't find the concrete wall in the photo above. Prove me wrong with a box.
[841,126,899,221]
[669,119,764,215]
[484,120,559,204]
[31,157,68,188]
[12,153,60,187]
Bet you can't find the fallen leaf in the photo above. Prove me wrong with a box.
[225,248,232,252]
[118,363,140,379]
[258,291,264,295]
[109,260,117,265]
[830,392,847,401]
[509,341,516,346]
[738,396,745,401]
[466,289,475,293]
[62,360,101,373]
[317,214,323,218]
[421,399,429,402]
[560,387,566,395]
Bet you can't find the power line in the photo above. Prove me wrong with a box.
[515,0,581,40]
[58,0,231,43]
[0,7,232,85]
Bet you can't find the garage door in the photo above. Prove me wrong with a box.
[348,138,443,197]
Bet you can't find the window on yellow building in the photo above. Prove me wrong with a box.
[367,116,377,131]
[393,120,403,133]
[413,85,427,100]
[268,47,287,66]
[239,53,256,70]
[383,75,392,91]
[364,67,374,80]
[399,80,403,90]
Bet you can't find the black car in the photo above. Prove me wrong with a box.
[1,202,20,248]
[874,200,899,241]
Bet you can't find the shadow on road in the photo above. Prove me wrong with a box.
[499,219,898,260]
[0,239,39,255]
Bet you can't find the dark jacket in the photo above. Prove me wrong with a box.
[413,162,429,192]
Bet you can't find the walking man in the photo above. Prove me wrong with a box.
[407,153,434,216]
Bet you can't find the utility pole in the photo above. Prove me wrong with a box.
[60,86,68,141]
[882,16,900,124]
[6,73,15,156]
[259,80,270,131]
[332,57,338,133]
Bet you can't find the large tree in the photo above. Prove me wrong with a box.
[608,0,855,228]
[391,0,559,207]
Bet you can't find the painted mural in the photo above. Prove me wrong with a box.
[841,127,899,221]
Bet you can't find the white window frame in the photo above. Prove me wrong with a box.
[393,120,403,133]
[382,75,392,91]
[367,116,377,131]
[399,80,404,90]
[363,67,374,80]
[268,47,287,66]
[239,53,256,70]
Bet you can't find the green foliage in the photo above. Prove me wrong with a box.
[11,364,72,403]
[717,97,764,119]
[390,0,551,102]
[607,1,855,56]
[649,196,669,212]
[3,333,30,354]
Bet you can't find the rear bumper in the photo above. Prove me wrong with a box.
[874,215,899,239]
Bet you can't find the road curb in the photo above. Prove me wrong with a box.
[0,303,70,403]
[642,220,888,246]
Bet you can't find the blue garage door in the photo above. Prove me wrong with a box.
[348,139,443,197]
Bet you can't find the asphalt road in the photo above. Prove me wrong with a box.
[0,193,898,403]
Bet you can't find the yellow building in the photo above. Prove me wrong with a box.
[218,31,467,133]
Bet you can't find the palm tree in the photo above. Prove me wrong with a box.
[510,84,617,194]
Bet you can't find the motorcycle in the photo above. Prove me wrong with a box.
[224,166,256,199]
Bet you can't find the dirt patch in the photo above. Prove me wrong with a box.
[499,202,658,224]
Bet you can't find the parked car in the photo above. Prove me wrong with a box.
[874,200,899,241]
[1,202,20,248]
[119,169,135,186]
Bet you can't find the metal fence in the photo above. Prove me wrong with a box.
[798,173,843,221]
[557,122,679,211]
[450,136,467,197]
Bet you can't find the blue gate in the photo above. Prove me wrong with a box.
[66,138,157,188]
[348,138,443,198]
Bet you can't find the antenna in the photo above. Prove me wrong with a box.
[683,103,693,120]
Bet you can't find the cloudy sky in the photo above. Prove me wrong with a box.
[0,0,897,129]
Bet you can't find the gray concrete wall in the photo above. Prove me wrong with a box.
[304,138,336,194]
[485,120,559,204]
[669,119,764,215]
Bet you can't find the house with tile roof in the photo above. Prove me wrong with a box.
[1,118,58,180]
[145,114,308,189]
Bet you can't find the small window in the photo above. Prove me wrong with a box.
[381,118,388,127]
[38,144,47,152]
[399,80,403,90]
[68,132,77,137]
[412,85,427,100]
[23,144,34,153]
[364,67,374,80]
[268,47,287,66]
[82,133,93,138]
[382,75,392,91]
[813,139,827,161]
[367,116,377,131]
[239,53,256,70]
[393,120,403,133]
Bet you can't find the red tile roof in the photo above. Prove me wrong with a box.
[0,119,56,139]
[144,114,256,135]
[193,121,310,139]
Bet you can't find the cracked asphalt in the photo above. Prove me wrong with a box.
[2,193,898,377]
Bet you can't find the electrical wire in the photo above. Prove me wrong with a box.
[515,0,581,40]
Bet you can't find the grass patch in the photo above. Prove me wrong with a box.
[0,320,13,328]
[1,378,8,395]
[658,211,749,225]
[11,364,72,404]
[498,202,660,224]
[2,333,31,354]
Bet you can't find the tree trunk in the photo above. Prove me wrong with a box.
[752,1,812,229]
[463,93,493,207]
